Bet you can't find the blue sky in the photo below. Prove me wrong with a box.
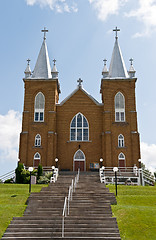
[0,0,156,176]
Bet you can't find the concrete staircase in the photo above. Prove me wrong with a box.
[2,173,121,239]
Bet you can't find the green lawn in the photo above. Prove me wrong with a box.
[0,184,47,239]
[107,185,156,240]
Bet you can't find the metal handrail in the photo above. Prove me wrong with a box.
[62,169,80,238]
[0,170,15,182]
[62,196,67,237]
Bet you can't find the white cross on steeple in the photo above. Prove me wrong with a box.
[113,27,120,39]
[129,58,133,65]
[103,59,107,65]
[27,58,31,65]
[77,78,83,87]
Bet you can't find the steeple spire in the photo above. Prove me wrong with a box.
[108,27,129,78]
[128,58,136,78]
[51,59,59,79]
[32,28,52,79]
[102,59,109,78]
[24,59,31,78]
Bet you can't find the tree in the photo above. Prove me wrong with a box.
[15,162,24,183]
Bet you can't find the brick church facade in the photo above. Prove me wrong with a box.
[19,28,140,171]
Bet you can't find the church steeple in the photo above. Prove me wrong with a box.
[24,59,31,78]
[108,27,129,79]
[31,27,52,79]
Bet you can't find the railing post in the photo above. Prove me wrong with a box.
[62,216,64,238]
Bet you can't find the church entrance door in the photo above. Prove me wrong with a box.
[73,150,86,172]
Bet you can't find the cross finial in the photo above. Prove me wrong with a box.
[103,59,107,65]
[113,26,120,39]
[53,59,56,65]
[129,58,133,65]
[77,78,83,87]
[41,27,48,40]
[27,59,31,65]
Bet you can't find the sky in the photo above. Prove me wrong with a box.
[0,0,156,176]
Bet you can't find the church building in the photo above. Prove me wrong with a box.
[19,27,140,171]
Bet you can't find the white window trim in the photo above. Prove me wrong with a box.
[34,109,44,122]
[118,152,125,160]
[35,134,41,147]
[34,92,45,122]
[118,134,124,148]
[70,112,89,141]
[115,92,125,122]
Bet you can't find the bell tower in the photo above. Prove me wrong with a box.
[19,28,61,168]
[100,27,140,167]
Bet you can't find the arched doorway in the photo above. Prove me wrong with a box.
[33,152,41,167]
[118,152,126,170]
[73,150,86,171]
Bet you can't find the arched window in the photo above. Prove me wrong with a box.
[115,92,125,122]
[34,92,45,122]
[33,152,41,167]
[70,113,89,141]
[74,149,85,160]
[118,134,124,147]
[35,134,41,147]
[118,152,126,168]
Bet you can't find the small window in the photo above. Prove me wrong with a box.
[35,134,41,147]
[118,134,124,147]
[70,113,89,141]
[34,92,45,122]
[115,92,125,122]
[118,152,125,160]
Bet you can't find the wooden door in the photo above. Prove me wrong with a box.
[74,161,84,171]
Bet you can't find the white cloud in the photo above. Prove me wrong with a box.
[26,0,78,13]
[125,0,156,37]
[140,142,156,173]
[0,110,22,175]
[88,0,128,21]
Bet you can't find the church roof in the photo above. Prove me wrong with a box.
[31,39,52,79]
[59,86,102,106]
[108,38,129,79]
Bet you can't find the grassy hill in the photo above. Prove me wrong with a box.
[0,184,155,239]
[0,184,47,238]
[108,185,156,240]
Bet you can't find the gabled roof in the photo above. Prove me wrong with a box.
[59,86,102,106]
[109,39,129,79]
[31,39,52,79]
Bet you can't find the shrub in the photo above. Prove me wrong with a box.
[37,176,50,184]
[45,171,53,179]
[37,164,43,180]
[15,162,24,183]
[37,171,52,184]
[4,178,14,183]
[15,162,37,184]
